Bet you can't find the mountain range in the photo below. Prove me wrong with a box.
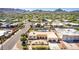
[0,8,26,13]
[0,8,79,13]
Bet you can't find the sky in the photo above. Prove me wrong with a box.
[24,8,79,11]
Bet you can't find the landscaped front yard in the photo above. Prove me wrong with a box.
[32,45,50,50]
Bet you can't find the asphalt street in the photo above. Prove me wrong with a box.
[0,21,31,50]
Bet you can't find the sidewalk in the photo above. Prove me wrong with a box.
[49,43,60,50]
[63,42,79,50]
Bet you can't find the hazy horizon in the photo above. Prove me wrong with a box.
[0,8,79,12]
[23,8,79,11]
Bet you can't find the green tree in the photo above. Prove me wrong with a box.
[20,34,27,41]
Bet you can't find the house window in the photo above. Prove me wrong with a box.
[45,37,47,39]
[37,37,40,39]
[33,36,35,39]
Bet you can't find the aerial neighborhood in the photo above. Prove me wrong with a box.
[0,8,79,50]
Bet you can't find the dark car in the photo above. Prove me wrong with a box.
[22,41,26,46]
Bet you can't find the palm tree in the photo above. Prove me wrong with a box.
[20,35,27,41]
[20,34,28,41]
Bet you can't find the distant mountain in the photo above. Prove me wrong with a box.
[32,9,44,12]
[0,8,26,13]
[71,10,79,12]
[54,8,66,12]
[32,8,67,12]
[1,8,78,13]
